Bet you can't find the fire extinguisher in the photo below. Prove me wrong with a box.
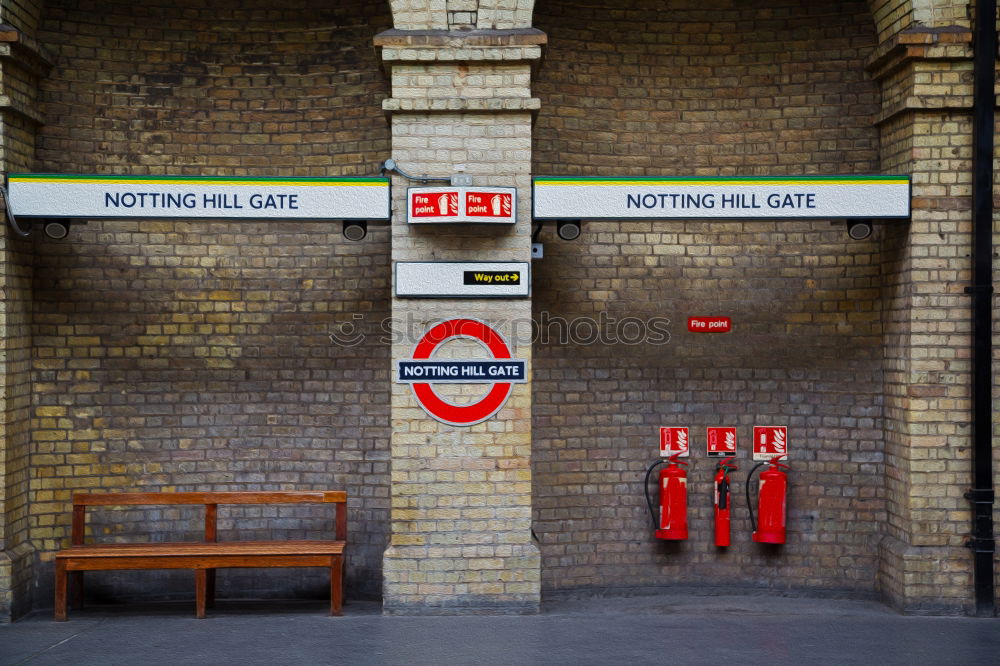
[713,456,737,547]
[745,454,789,544]
[644,453,688,540]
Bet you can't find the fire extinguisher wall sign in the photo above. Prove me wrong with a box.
[752,425,788,461]
[660,427,690,458]
[707,427,737,458]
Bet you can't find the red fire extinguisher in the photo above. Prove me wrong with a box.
[644,453,688,540]
[746,454,789,544]
[713,456,737,547]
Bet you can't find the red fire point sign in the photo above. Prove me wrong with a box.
[688,316,732,333]
[465,191,512,217]
[410,191,459,218]
[399,318,525,427]
[660,427,690,458]
[707,427,737,457]
[753,426,788,461]
[407,187,516,224]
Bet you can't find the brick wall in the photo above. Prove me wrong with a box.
[866,23,1000,613]
[0,0,43,623]
[531,0,887,597]
[390,0,534,30]
[28,0,393,603]
[378,25,543,612]
[869,1,972,43]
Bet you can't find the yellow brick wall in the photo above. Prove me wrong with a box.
[389,0,534,30]
[0,0,43,622]
[531,0,887,597]
[379,26,543,611]
[869,1,972,43]
[26,0,394,605]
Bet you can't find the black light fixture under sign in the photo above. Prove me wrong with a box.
[557,220,582,241]
[43,219,72,239]
[846,219,872,240]
[342,220,367,241]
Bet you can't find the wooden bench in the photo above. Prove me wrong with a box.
[54,491,346,621]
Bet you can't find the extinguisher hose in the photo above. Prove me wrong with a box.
[745,461,768,533]
[644,460,668,530]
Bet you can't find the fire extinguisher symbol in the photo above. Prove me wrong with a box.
[436,193,459,216]
[707,427,737,456]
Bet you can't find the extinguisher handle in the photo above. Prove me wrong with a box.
[667,453,689,466]
[716,455,738,472]
[769,454,790,470]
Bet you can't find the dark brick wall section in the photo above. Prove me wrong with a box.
[531,0,885,596]
[29,0,392,601]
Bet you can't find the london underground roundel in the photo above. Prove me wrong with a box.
[396,318,527,427]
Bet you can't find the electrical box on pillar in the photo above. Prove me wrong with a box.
[713,456,738,547]
[747,454,789,544]
[644,453,689,540]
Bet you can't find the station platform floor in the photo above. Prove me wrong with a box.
[2,594,997,665]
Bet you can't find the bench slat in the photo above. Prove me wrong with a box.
[73,491,346,505]
[58,540,344,558]
[61,553,340,572]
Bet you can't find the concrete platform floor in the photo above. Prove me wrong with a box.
[2,595,997,665]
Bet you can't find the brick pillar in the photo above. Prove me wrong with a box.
[867,26,997,614]
[375,28,545,614]
[0,0,46,621]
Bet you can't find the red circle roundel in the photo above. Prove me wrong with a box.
[402,318,524,427]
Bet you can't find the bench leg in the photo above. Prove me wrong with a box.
[70,572,84,609]
[330,555,343,616]
[195,569,207,619]
[55,559,68,622]
[206,569,216,608]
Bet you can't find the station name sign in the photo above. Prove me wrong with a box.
[532,176,910,219]
[397,360,527,383]
[7,174,391,220]
[408,187,516,224]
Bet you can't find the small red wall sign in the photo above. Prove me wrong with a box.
[753,426,788,461]
[707,427,737,457]
[659,427,690,458]
[688,317,731,333]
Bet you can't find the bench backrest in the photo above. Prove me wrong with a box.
[71,491,347,546]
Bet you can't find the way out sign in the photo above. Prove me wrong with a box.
[397,318,526,427]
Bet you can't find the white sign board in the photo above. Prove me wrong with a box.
[533,176,910,219]
[395,262,530,298]
[407,187,516,224]
[7,174,391,220]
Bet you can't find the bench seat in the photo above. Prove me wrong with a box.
[54,492,347,620]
